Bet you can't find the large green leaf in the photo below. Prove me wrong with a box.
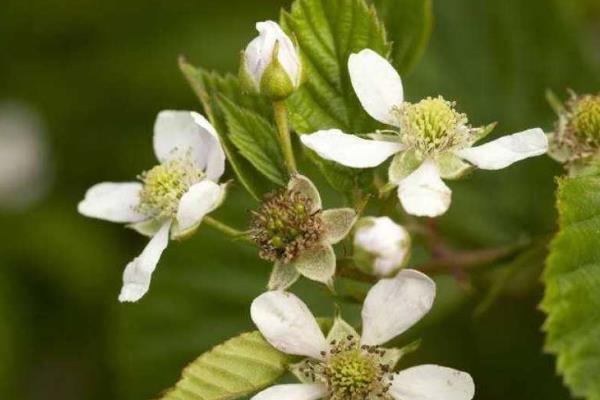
[218,96,286,186]
[372,0,432,75]
[179,59,275,200]
[280,0,391,191]
[542,172,600,400]
[161,331,292,400]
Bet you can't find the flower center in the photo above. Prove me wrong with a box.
[395,96,469,155]
[298,336,394,400]
[137,157,204,218]
[571,95,600,143]
[251,189,323,263]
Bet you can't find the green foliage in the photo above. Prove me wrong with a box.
[179,59,278,200]
[372,0,433,75]
[219,97,286,186]
[543,172,600,400]
[280,0,391,191]
[161,331,292,400]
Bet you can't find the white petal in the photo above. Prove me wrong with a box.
[361,269,435,346]
[250,291,327,360]
[301,129,404,168]
[348,49,404,126]
[118,221,171,302]
[397,160,451,218]
[153,111,226,181]
[251,384,327,400]
[390,365,475,400]
[454,128,548,170]
[78,182,146,223]
[175,180,223,232]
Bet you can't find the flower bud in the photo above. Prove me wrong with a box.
[353,217,410,278]
[240,21,301,100]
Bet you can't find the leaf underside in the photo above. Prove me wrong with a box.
[280,0,391,191]
[160,331,292,400]
[179,59,276,200]
[542,172,600,400]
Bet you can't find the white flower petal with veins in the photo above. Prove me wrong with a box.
[251,291,328,360]
[454,128,548,170]
[397,160,452,217]
[389,365,475,400]
[119,221,171,302]
[251,383,327,400]
[176,180,223,232]
[348,49,404,126]
[78,182,147,223]
[301,129,404,168]
[153,110,225,181]
[361,269,435,346]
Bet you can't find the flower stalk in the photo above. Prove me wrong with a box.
[273,100,297,175]
[203,216,251,242]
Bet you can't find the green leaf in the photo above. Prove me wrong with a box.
[372,0,433,75]
[219,96,286,186]
[179,58,274,200]
[161,331,292,400]
[542,173,600,400]
[280,0,391,191]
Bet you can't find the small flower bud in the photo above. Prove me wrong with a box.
[240,21,301,100]
[353,217,410,278]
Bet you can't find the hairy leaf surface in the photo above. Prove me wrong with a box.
[542,172,600,400]
[161,331,292,400]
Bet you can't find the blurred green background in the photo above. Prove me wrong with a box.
[1,0,599,399]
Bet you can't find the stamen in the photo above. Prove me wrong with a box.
[137,157,204,218]
[250,189,324,263]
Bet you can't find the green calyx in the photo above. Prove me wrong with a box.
[396,96,469,155]
[259,42,296,101]
[137,158,204,218]
[251,189,323,263]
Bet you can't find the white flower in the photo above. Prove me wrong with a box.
[242,21,301,98]
[354,216,410,277]
[0,101,52,210]
[78,111,227,302]
[300,49,548,217]
[250,270,475,400]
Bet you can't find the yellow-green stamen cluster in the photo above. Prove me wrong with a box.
[552,93,600,163]
[570,95,600,143]
[298,336,394,400]
[395,96,469,155]
[137,158,204,218]
[251,190,323,263]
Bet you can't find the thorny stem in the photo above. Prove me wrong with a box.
[203,216,252,243]
[273,100,297,175]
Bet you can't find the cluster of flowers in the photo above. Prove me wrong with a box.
[76,18,571,400]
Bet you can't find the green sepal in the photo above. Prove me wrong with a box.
[326,315,359,343]
[268,261,301,290]
[381,339,421,369]
[260,42,296,101]
[468,122,497,146]
[238,51,259,95]
[435,152,473,180]
[127,217,165,237]
[388,149,423,184]
[321,208,357,245]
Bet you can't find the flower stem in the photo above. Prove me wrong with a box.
[203,216,251,242]
[273,100,297,175]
